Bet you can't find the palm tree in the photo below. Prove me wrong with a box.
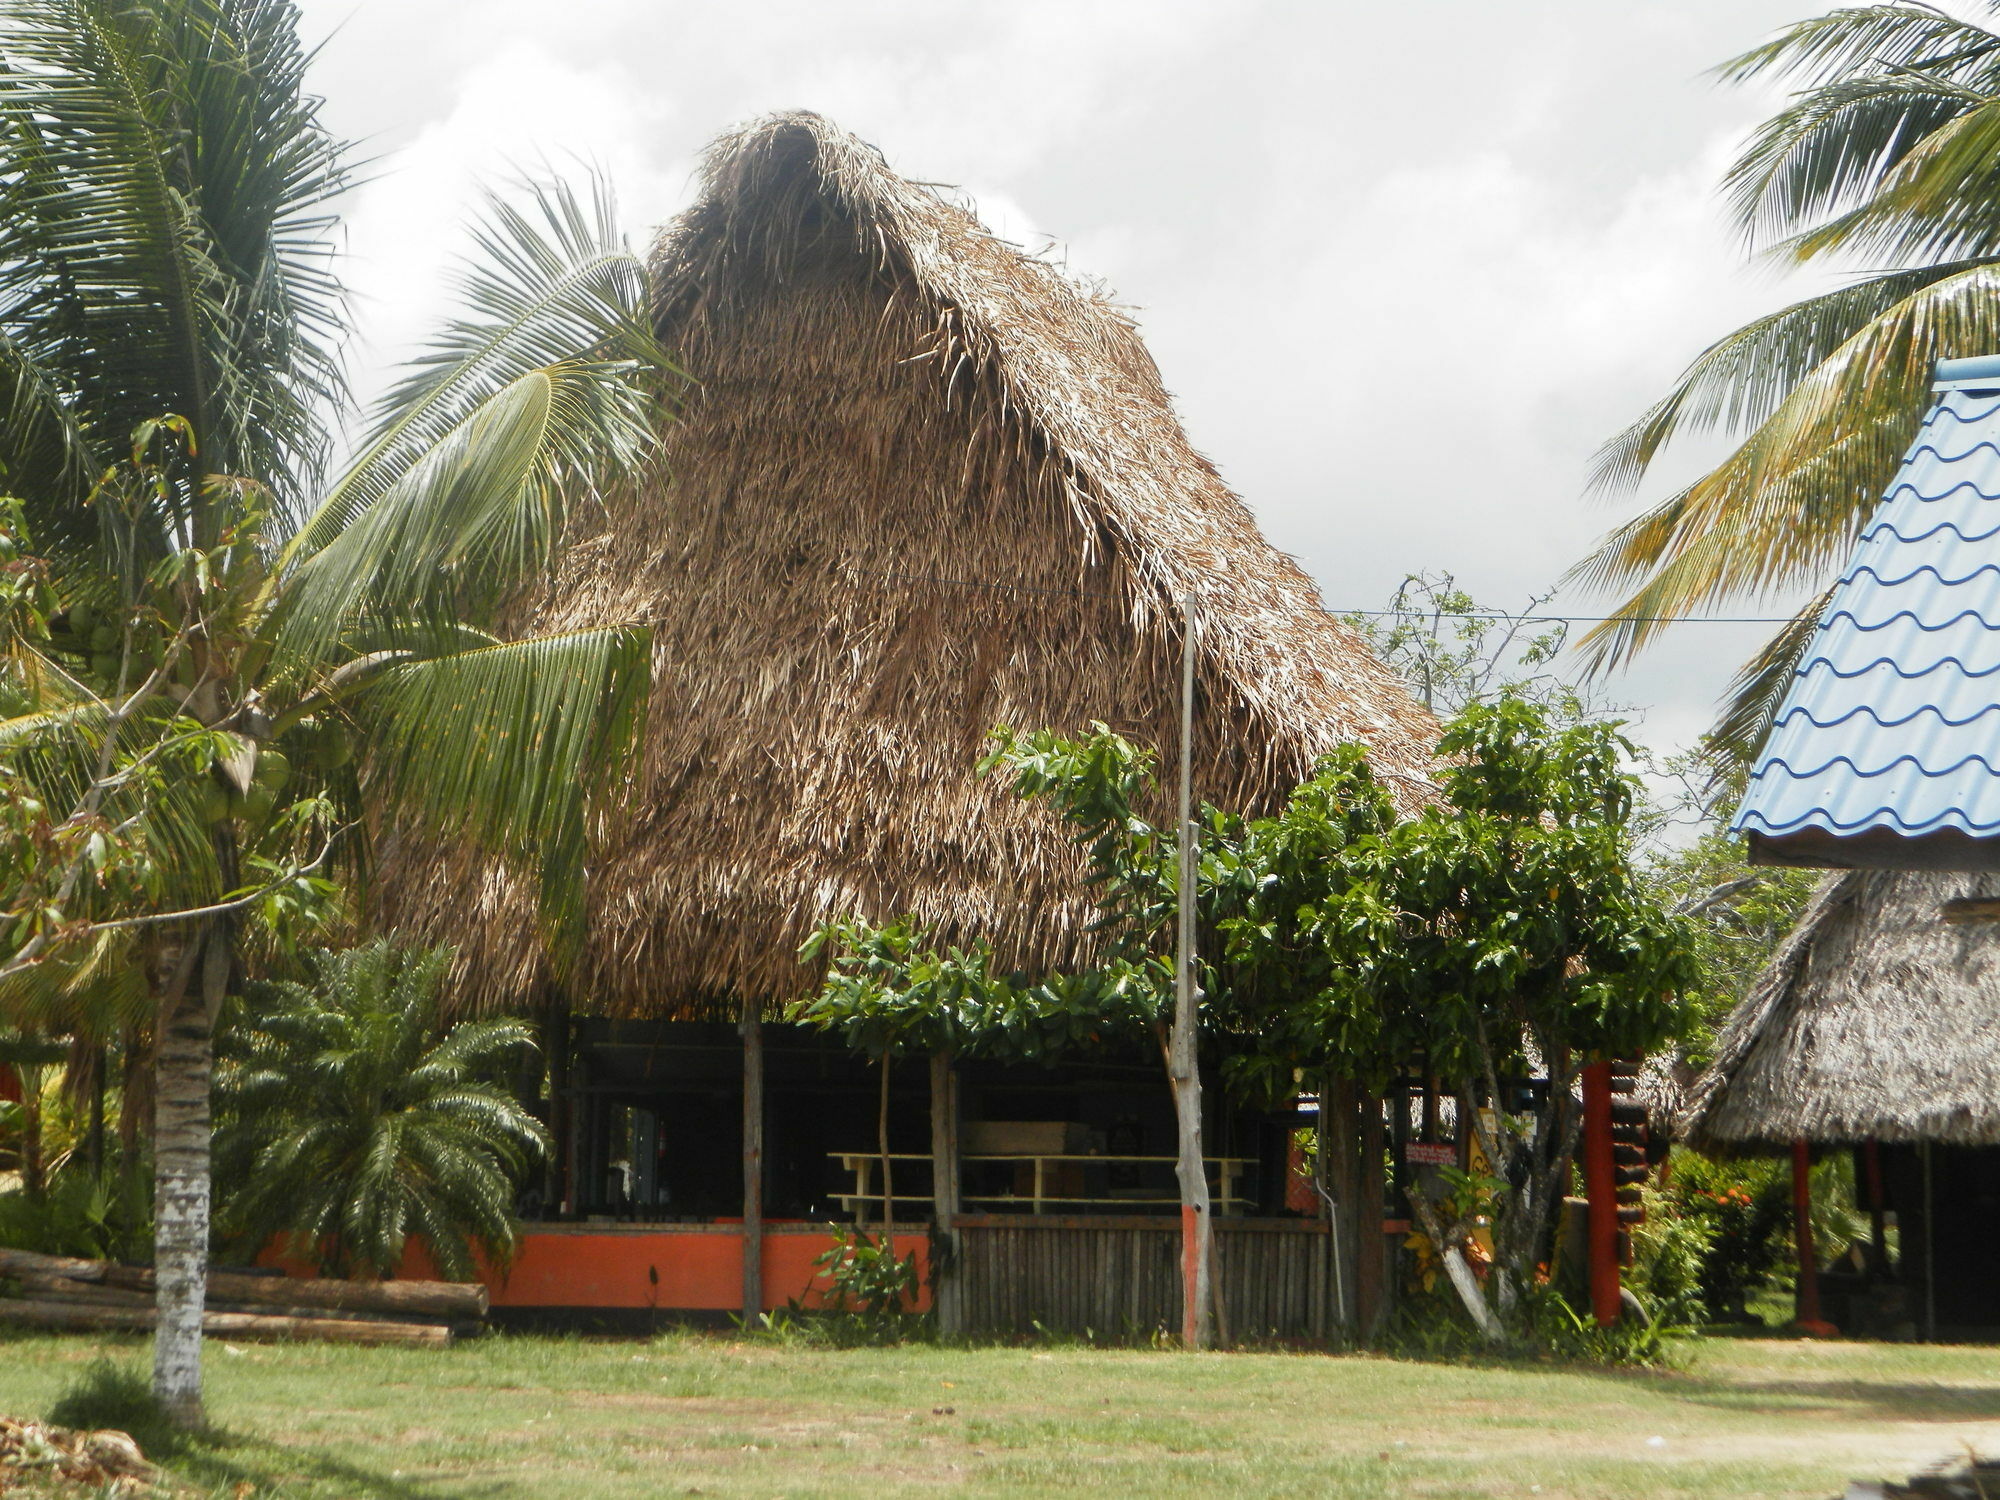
[215,942,546,1283]
[0,0,661,1421]
[1573,2,2000,761]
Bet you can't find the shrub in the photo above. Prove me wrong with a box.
[213,941,547,1280]
[0,1157,152,1263]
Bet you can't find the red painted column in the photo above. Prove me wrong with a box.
[0,1063,20,1105]
[1582,1060,1620,1327]
[1793,1138,1837,1336]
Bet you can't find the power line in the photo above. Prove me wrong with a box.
[836,564,1800,625]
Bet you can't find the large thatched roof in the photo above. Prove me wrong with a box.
[381,111,1436,1016]
[1680,870,2000,1149]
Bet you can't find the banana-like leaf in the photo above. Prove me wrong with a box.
[347,626,650,942]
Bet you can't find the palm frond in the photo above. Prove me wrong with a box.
[1710,593,1834,772]
[0,0,348,533]
[283,173,663,568]
[1588,260,1994,493]
[270,362,647,672]
[1724,74,1984,246]
[350,628,649,940]
[1717,6,2000,93]
[1574,261,2000,668]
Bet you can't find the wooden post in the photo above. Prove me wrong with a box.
[1171,589,1214,1349]
[929,1050,963,1335]
[1323,1076,1360,1337]
[1863,1141,1888,1272]
[1791,1138,1835,1336]
[1582,1060,1620,1327]
[740,997,764,1320]
[1356,1087,1387,1339]
[878,1053,895,1258]
[1923,1141,1936,1340]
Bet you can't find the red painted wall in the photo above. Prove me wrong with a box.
[267,1224,932,1313]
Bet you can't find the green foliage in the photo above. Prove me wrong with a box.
[812,1227,921,1317]
[1627,1186,1716,1328]
[46,1358,191,1453]
[1641,828,1819,1067]
[0,1156,152,1262]
[1660,1153,1793,1322]
[212,941,547,1280]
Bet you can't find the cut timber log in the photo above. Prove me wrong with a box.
[0,1298,451,1345]
[0,1245,488,1322]
[0,1248,105,1282]
[98,1265,487,1321]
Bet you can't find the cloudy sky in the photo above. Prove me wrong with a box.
[295,0,1833,758]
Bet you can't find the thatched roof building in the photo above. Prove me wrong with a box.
[1680,870,2000,1149]
[385,112,1436,1016]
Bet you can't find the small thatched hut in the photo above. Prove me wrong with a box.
[1681,870,2000,1334]
[379,113,1434,1333]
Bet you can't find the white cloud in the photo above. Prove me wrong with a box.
[298,0,1827,760]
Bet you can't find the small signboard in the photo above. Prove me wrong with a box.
[1404,1142,1455,1167]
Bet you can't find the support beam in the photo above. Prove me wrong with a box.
[740,998,764,1321]
[1356,1087,1387,1340]
[1323,1076,1360,1338]
[1792,1138,1837,1337]
[929,1050,963,1336]
[1582,1060,1620,1327]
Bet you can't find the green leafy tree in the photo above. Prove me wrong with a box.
[0,0,661,1420]
[1223,698,1699,1342]
[213,942,546,1282]
[1573,2,2000,759]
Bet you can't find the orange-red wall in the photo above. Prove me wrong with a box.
[269,1224,932,1313]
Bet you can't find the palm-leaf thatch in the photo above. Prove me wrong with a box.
[378,112,1437,1017]
[1680,870,2000,1149]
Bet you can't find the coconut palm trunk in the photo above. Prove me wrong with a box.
[0,0,666,1422]
[152,921,227,1422]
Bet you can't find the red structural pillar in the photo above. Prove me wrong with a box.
[1793,1138,1838,1337]
[0,1063,19,1105]
[1582,1060,1620,1327]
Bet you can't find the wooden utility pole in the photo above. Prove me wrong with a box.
[740,996,764,1321]
[1172,591,1214,1349]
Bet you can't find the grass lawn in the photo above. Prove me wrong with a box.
[4,1329,1998,1498]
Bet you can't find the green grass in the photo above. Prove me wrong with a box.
[3,1329,1997,1498]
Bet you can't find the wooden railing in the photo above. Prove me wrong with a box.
[828,1151,1253,1217]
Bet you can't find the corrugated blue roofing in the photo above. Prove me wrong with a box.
[1734,384,2000,845]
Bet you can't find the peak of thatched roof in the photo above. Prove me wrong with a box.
[381,111,1436,1016]
[1680,870,2000,1149]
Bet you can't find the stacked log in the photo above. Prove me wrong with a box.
[0,1247,485,1346]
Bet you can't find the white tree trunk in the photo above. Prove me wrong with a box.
[151,925,226,1425]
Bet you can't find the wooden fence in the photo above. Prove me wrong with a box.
[949,1214,1331,1342]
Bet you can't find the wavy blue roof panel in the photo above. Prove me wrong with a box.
[1733,382,2000,862]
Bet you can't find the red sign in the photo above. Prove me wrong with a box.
[1404,1143,1456,1167]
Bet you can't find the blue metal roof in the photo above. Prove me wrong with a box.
[1733,382,2000,854]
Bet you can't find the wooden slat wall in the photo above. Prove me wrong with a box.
[953,1216,1329,1343]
